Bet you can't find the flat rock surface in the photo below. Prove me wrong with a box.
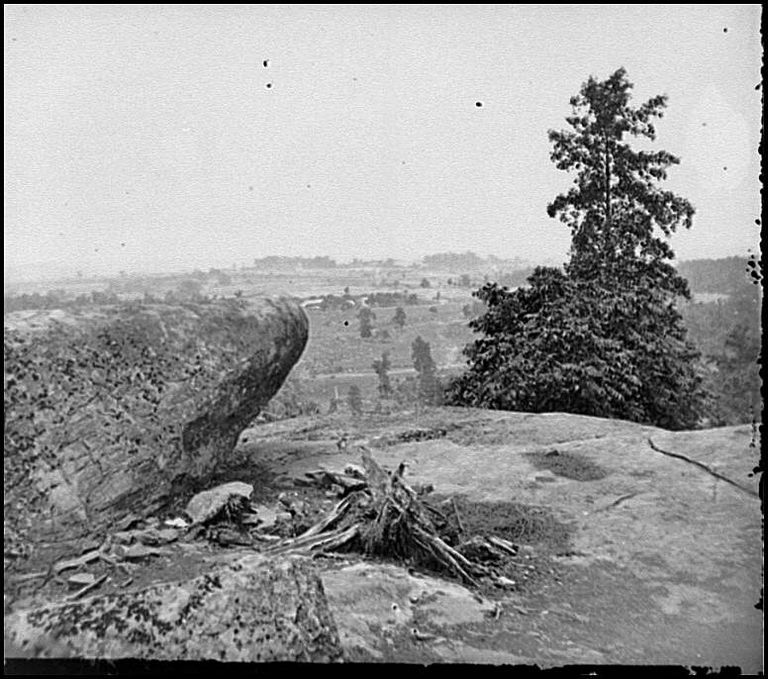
[237,408,762,669]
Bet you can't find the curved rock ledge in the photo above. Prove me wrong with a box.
[4,298,308,565]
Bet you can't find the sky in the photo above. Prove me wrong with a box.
[3,4,763,281]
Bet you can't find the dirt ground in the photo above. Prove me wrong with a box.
[5,408,763,670]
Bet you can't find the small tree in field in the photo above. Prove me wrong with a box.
[347,385,363,415]
[412,336,441,405]
[373,351,393,399]
[448,68,708,430]
[393,306,407,329]
[358,306,375,338]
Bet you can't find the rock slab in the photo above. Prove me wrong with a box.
[184,481,254,525]
[4,298,308,566]
[4,555,342,662]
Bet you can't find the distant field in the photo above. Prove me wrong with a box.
[3,265,482,411]
[4,259,758,425]
[288,299,477,407]
[220,269,483,408]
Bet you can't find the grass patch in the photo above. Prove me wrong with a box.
[524,449,608,481]
[428,496,573,555]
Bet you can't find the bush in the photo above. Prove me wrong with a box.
[447,269,708,430]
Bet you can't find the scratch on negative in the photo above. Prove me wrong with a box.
[647,438,759,499]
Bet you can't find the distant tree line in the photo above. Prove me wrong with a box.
[4,289,122,312]
[681,262,762,425]
[4,280,214,313]
[422,251,488,270]
[366,292,420,307]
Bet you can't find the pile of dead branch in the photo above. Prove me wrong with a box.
[266,447,519,589]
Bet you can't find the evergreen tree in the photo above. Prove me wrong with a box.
[547,67,694,294]
[448,69,708,430]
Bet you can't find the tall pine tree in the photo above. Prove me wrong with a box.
[448,69,709,430]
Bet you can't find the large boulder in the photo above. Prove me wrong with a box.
[4,298,308,567]
[4,554,343,662]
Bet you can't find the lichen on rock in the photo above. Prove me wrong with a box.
[4,298,308,568]
[4,554,343,662]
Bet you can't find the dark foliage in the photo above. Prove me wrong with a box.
[449,270,708,429]
[365,292,419,308]
[494,268,536,288]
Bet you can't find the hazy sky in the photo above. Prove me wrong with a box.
[4,4,763,280]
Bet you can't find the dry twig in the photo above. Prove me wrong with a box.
[261,447,522,590]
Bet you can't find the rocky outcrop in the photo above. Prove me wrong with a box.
[4,554,343,662]
[4,298,308,566]
[237,409,763,669]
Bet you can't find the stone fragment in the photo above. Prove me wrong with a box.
[251,505,279,531]
[117,543,169,560]
[67,573,96,589]
[164,518,189,529]
[184,481,254,525]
